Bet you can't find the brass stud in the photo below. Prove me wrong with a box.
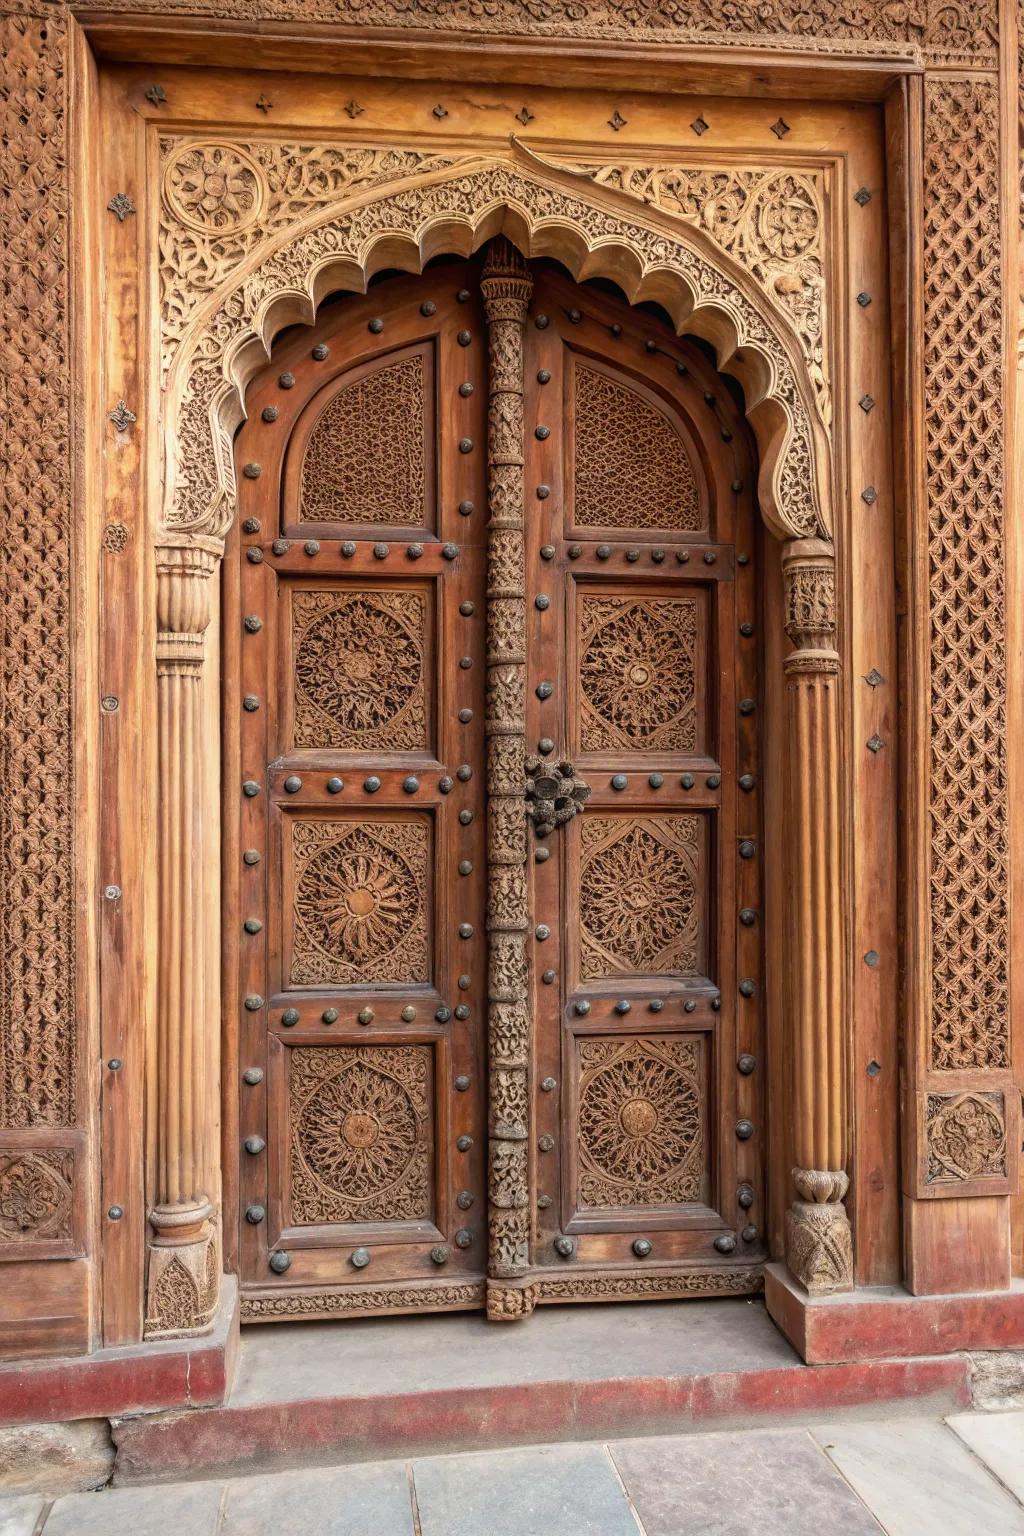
[536,681,553,700]
[626,548,640,563]
[457,289,471,302]
[739,698,755,716]
[246,1204,265,1224]
[281,1007,299,1026]
[408,543,423,559]
[401,1005,416,1022]
[739,908,757,927]
[457,1189,474,1209]
[541,1076,556,1092]
[862,486,877,505]
[535,594,550,610]
[739,622,754,637]
[738,1054,756,1075]
[535,314,549,329]
[458,809,474,825]
[867,734,884,753]
[440,776,454,793]
[455,1004,470,1020]
[436,1006,452,1022]
[373,543,389,559]
[739,773,755,792]
[680,773,694,790]
[455,1075,470,1091]
[364,775,382,793]
[243,462,261,480]
[714,1233,738,1254]
[457,330,472,347]
[455,1229,472,1249]
[535,924,550,940]
[269,1251,291,1273]
[542,970,556,984]
[327,776,344,793]
[351,1247,371,1267]
[676,550,690,564]
[459,708,473,723]
[731,478,743,493]
[442,542,459,560]
[649,773,664,789]
[458,923,474,939]
[243,1067,264,1085]
[568,544,582,559]
[107,192,136,221]
[649,999,664,1012]
[610,323,622,337]
[284,775,302,793]
[458,501,474,517]
[358,1007,374,1025]
[272,539,288,556]
[574,999,591,1016]
[341,541,356,557]
[457,1135,473,1151]
[770,117,790,138]
[304,540,320,556]
[859,394,876,413]
[244,994,264,1011]
[243,849,261,866]
[735,1119,754,1140]
[458,859,473,875]
[538,1194,552,1209]
[516,105,534,125]
[107,1058,123,1071]
[856,291,872,308]
[458,438,473,455]
[742,1224,759,1243]
[652,548,665,563]
[403,775,420,793]
[421,301,437,317]
[312,343,329,361]
[865,949,880,967]
[459,600,475,617]
[864,667,885,688]
[703,550,717,565]
[540,544,555,561]
[242,780,260,798]
[244,1135,266,1154]
[538,368,552,384]
[457,764,473,782]
[536,425,551,441]
[554,1236,574,1258]
[633,1237,652,1258]
[322,1008,338,1024]
[611,773,628,791]
[242,517,261,533]
[459,382,474,398]
[738,1183,755,1209]
[536,484,550,500]
[256,95,273,113]
[711,995,721,1012]
[458,656,473,670]
[458,974,470,989]
[243,615,262,633]
[706,773,721,788]
[691,114,709,136]
[538,1135,555,1152]
[538,737,555,755]
[431,1245,449,1265]
[597,545,612,560]
[368,318,384,333]
[614,1000,631,1014]
[243,918,262,935]
[684,999,696,1013]
[854,186,872,205]
[739,978,756,998]
[278,372,295,389]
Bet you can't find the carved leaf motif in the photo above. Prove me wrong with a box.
[578,594,698,753]
[573,365,702,530]
[290,818,429,986]
[0,1150,73,1241]
[289,1046,430,1224]
[299,354,427,526]
[576,1036,704,1207]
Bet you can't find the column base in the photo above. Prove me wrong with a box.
[766,1262,1024,1364]
[486,1279,537,1321]
[145,1202,219,1339]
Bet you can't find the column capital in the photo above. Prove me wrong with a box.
[156,535,223,672]
[782,537,838,675]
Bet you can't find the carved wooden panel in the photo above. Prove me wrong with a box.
[578,815,705,981]
[0,1148,74,1243]
[577,591,705,755]
[571,360,703,533]
[924,1091,1007,1188]
[288,1045,431,1224]
[297,352,428,527]
[287,585,430,753]
[575,1036,705,1209]
[287,815,431,988]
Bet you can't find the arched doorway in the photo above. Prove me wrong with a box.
[227,240,765,1321]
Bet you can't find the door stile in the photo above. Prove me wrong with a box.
[480,241,536,1319]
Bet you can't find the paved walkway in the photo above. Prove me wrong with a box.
[4,1411,1024,1535]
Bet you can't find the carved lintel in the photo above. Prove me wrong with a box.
[785,1168,853,1295]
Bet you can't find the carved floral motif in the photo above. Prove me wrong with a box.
[578,594,698,753]
[576,1037,703,1207]
[163,141,265,235]
[579,816,702,979]
[926,1092,1007,1185]
[0,1149,73,1240]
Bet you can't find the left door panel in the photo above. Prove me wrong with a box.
[232,265,489,1318]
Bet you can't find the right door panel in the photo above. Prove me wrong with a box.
[524,268,765,1293]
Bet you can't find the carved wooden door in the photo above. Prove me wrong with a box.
[518,266,765,1304]
[233,265,491,1317]
[231,249,763,1321]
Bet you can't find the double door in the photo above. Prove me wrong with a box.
[232,246,763,1320]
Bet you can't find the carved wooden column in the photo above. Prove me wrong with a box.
[145,537,223,1336]
[480,239,534,1320]
[782,538,853,1294]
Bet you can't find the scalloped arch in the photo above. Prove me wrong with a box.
[163,149,832,545]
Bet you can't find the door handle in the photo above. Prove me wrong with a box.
[525,755,591,837]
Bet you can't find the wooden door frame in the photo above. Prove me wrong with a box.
[82,37,910,1341]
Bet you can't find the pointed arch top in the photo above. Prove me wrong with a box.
[162,144,832,546]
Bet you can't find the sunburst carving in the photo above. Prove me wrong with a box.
[578,593,699,753]
[579,816,703,979]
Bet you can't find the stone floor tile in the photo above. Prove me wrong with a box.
[42,1480,225,1536]
[610,1428,882,1535]
[0,1495,45,1536]
[412,1442,641,1536]
[947,1412,1024,1504]
[811,1419,1024,1536]
[221,1459,415,1536]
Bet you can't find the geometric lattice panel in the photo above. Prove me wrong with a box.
[575,1035,704,1209]
[288,1045,431,1225]
[572,363,702,531]
[289,816,430,987]
[578,815,704,981]
[578,592,701,754]
[290,587,428,752]
[299,353,427,525]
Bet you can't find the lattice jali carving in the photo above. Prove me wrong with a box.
[289,818,429,987]
[925,1092,1007,1186]
[578,594,699,753]
[587,165,829,426]
[576,1036,704,1208]
[924,79,1008,1074]
[159,141,453,378]
[291,588,427,751]
[0,1148,73,1241]
[289,1046,431,1224]
[572,364,702,530]
[299,355,427,526]
[163,153,828,546]
[579,815,702,980]
[0,8,76,1134]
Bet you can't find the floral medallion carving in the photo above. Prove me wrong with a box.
[578,594,699,753]
[299,354,427,526]
[290,817,429,986]
[291,588,427,751]
[0,1148,73,1241]
[289,1046,430,1224]
[925,1091,1007,1185]
[163,141,266,235]
[579,815,703,979]
[572,364,702,530]
[576,1036,704,1208]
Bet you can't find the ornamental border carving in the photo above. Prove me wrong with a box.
[161,148,832,548]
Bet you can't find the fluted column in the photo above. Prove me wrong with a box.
[145,536,223,1336]
[480,239,535,1320]
[782,538,853,1294]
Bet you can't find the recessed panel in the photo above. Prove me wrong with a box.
[574,1034,706,1211]
[286,813,432,988]
[287,1044,433,1226]
[286,583,432,754]
[577,813,707,982]
[576,590,707,756]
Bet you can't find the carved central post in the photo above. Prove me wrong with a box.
[481,239,534,1320]
[145,537,223,1336]
[782,538,852,1294]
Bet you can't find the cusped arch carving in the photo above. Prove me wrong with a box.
[163,147,832,546]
